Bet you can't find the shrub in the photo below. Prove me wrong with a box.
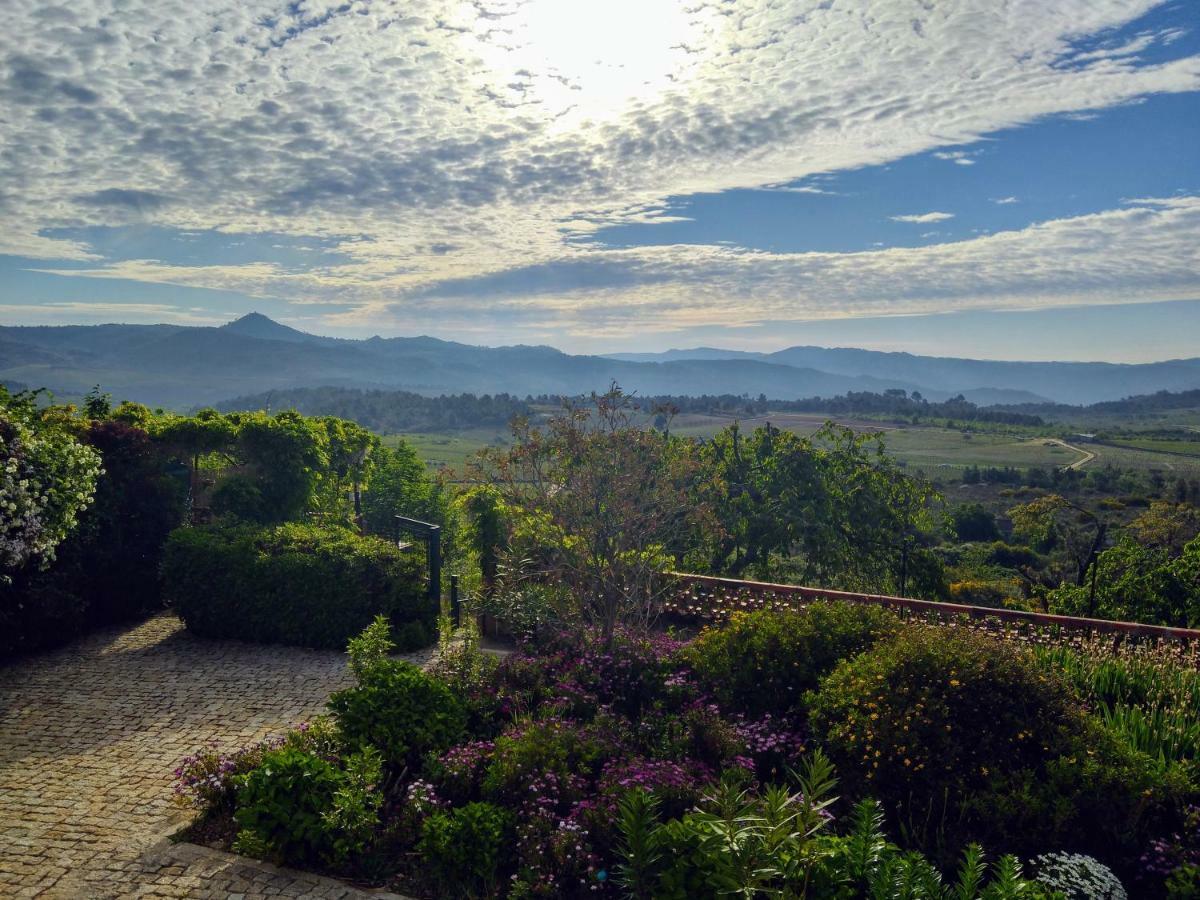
[808,626,1177,861]
[162,522,432,650]
[419,802,512,898]
[686,602,900,715]
[481,717,614,804]
[1030,852,1127,899]
[1,418,184,658]
[233,747,344,865]
[328,658,465,767]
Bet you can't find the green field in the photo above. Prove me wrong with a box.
[384,411,1200,482]
[382,430,500,473]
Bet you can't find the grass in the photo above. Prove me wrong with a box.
[382,430,500,473]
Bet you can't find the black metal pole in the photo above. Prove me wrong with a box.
[450,574,460,627]
[428,526,441,611]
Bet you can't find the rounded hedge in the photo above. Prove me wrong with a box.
[162,522,433,650]
[686,601,900,715]
[808,626,1178,861]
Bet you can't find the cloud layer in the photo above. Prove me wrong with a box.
[2,0,1199,341]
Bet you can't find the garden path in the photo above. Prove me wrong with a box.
[0,614,428,898]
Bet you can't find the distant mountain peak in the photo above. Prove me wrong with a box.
[221,312,314,343]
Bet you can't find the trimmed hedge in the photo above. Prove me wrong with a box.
[162,523,433,650]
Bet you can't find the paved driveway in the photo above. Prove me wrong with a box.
[0,614,424,898]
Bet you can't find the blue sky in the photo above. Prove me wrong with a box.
[1,0,1198,361]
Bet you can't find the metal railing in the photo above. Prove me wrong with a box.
[664,572,1200,646]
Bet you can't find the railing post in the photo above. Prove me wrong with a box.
[450,574,461,628]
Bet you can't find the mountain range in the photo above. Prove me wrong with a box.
[1,313,1198,408]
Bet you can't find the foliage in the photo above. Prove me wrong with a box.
[686,602,900,715]
[952,503,1001,542]
[174,718,342,811]
[361,440,453,545]
[329,657,466,768]
[215,386,530,434]
[418,802,512,898]
[472,385,703,641]
[1048,535,1200,627]
[693,422,940,593]
[1034,641,1200,771]
[1029,852,1127,900]
[162,522,433,650]
[233,746,376,866]
[1,414,184,657]
[0,387,101,577]
[808,627,1169,860]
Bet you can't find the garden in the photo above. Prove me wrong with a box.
[173,605,1200,898]
[4,383,1200,898]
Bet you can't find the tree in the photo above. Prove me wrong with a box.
[951,503,1001,543]
[0,387,102,578]
[1008,494,1109,616]
[473,385,702,641]
[694,422,940,595]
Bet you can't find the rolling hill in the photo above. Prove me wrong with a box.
[2,313,1198,408]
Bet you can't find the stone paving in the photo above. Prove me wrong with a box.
[0,614,428,898]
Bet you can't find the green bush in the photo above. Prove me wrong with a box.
[328,658,465,767]
[162,522,433,650]
[686,602,900,715]
[808,626,1177,861]
[1,419,185,658]
[418,802,512,898]
[233,747,344,866]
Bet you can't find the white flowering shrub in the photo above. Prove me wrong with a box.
[1031,852,1127,900]
[0,395,102,579]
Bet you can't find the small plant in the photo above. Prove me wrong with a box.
[612,789,663,900]
[233,747,344,866]
[328,657,466,768]
[419,801,512,898]
[1030,852,1127,900]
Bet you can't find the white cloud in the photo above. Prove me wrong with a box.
[933,150,981,166]
[891,212,956,224]
[992,196,1020,204]
[0,0,1197,337]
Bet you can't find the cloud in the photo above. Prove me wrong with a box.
[0,0,1197,336]
[0,302,224,326]
[933,150,981,166]
[890,212,956,224]
[992,196,1019,204]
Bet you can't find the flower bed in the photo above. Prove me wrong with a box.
[174,604,1200,898]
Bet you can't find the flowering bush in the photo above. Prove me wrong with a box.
[686,601,899,715]
[808,626,1159,858]
[176,613,1192,896]
[0,392,101,577]
[1031,852,1127,899]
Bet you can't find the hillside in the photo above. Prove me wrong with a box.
[3,314,1199,408]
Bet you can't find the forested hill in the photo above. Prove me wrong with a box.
[4,313,1200,407]
[213,386,531,433]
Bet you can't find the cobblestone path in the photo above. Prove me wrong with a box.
[0,614,425,898]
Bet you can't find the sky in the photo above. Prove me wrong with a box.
[1,0,1198,361]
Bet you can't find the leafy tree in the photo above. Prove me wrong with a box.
[473,385,702,641]
[952,503,1001,543]
[1009,494,1110,615]
[695,422,940,594]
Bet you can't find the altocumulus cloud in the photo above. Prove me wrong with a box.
[2,0,1199,340]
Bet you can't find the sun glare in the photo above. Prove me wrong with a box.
[469,0,709,125]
